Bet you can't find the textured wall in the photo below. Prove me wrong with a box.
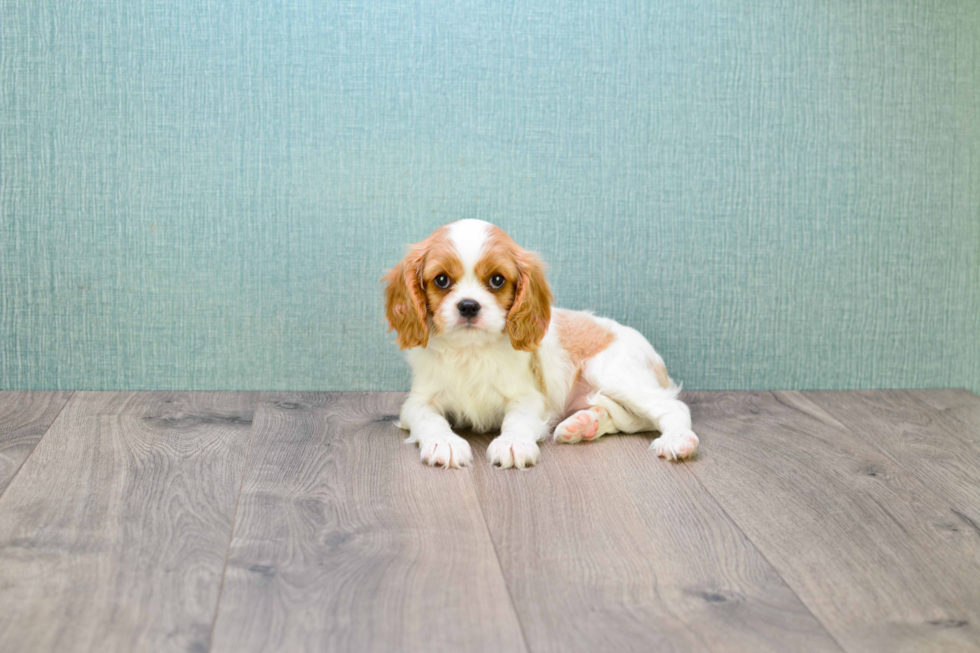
[1,1,978,392]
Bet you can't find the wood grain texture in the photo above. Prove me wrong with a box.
[902,389,980,444]
[802,390,980,540]
[468,429,843,653]
[685,391,980,653]
[0,391,72,495]
[0,391,257,653]
[2,390,979,652]
[210,393,527,653]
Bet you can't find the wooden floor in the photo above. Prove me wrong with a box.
[0,391,978,652]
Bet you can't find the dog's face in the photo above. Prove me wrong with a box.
[383,220,552,351]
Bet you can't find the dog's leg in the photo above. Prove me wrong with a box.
[487,394,548,469]
[587,372,699,460]
[643,395,699,460]
[400,393,473,469]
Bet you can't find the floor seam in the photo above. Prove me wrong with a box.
[205,391,263,653]
[685,392,851,653]
[471,451,535,653]
[0,390,75,508]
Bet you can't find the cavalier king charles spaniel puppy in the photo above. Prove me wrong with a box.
[383,219,698,469]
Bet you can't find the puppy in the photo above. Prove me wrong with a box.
[382,219,698,469]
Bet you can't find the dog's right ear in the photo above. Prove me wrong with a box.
[382,244,429,349]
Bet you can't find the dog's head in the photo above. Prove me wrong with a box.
[382,220,552,351]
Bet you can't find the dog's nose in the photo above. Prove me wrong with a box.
[457,299,481,319]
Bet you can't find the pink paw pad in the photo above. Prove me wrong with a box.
[582,418,600,440]
[555,408,607,444]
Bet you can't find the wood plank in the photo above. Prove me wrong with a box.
[0,391,257,653]
[801,390,980,540]
[902,388,980,445]
[210,393,527,653]
[0,391,73,496]
[685,391,980,653]
[468,428,843,653]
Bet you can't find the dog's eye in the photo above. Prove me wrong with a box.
[434,274,451,289]
[489,274,506,290]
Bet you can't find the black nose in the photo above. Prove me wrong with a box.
[457,299,481,319]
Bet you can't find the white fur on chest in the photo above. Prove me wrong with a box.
[406,333,538,432]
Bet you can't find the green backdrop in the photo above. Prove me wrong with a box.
[2,0,978,392]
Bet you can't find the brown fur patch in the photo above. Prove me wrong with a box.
[382,250,428,349]
[530,350,547,396]
[382,225,460,348]
[649,359,671,389]
[474,232,520,315]
[419,231,464,333]
[553,309,615,369]
[481,226,552,351]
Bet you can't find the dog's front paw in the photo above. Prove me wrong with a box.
[651,429,699,461]
[419,434,473,469]
[487,437,540,469]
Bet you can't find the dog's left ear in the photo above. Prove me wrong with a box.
[507,249,552,351]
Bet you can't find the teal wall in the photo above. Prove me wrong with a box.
[2,1,978,392]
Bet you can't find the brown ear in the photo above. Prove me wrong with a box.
[507,250,552,351]
[382,246,429,349]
